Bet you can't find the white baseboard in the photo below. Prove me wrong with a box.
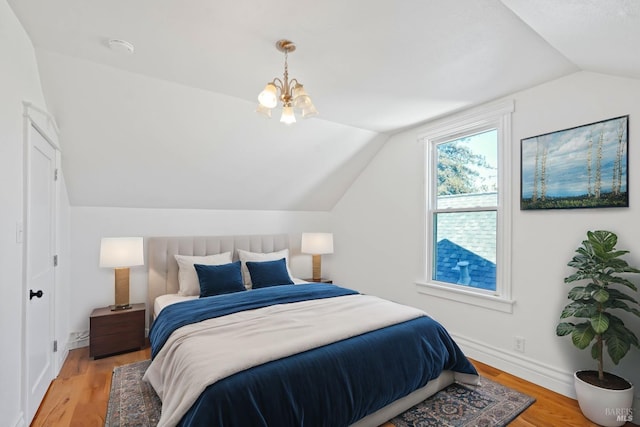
[451,332,576,399]
[12,412,26,427]
[68,338,89,350]
[55,343,69,376]
[67,330,89,350]
[453,334,640,425]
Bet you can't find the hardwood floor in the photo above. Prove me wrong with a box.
[32,347,629,426]
[32,346,151,427]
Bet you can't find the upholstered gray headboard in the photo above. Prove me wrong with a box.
[147,234,290,324]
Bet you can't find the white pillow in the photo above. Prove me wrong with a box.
[237,248,293,289]
[174,252,233,296]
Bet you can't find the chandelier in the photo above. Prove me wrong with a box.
[256,40,318,124]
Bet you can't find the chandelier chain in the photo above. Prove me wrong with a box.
[284,50,288,82]
[282,50,291,105]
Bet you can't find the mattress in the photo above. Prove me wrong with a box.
[153,277,309,318]
[153,293,197,319]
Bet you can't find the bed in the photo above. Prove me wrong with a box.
[144,234,478,427]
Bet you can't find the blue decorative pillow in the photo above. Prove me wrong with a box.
[246,258,294,288]
[194,261,245,298]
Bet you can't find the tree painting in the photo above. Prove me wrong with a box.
[521,116,628,210]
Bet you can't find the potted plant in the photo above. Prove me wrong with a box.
[556,230,639,426]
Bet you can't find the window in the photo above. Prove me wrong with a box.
[417,101,514,312]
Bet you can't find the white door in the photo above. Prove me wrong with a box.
[25,125,57,423]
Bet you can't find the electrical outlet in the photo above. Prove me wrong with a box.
[514,336,525,353]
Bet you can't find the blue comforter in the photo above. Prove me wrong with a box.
[149,284,477,427]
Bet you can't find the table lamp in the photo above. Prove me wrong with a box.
[99,237,144,310]
[301,232,334,281]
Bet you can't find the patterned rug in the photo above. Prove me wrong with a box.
[106,360,535,426]
[391,378,535,427]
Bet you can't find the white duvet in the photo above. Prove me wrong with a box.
[143,293,426,427]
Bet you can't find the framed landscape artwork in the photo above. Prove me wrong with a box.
[521,115,629,210]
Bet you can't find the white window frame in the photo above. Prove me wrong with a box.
[415,100,515,313]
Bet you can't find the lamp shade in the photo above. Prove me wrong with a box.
[258,83,278,108]
[292,84,308,99]
[255,103,272,118]
[99,237,144,268]
[280,106,296,124]
[301,104,319,119]
[301,233,334,255]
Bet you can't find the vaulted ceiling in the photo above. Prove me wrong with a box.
[8,0,639,210]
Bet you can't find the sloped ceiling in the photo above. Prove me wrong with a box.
[8,0,638,211]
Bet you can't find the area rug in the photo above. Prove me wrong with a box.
[105,360,161,427]
[106,360,535,427]
[391,378,535,427]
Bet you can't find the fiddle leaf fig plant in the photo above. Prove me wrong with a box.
[556,230,640,382]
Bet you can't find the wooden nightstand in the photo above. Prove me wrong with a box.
[90,303,145,358]
[304,278,333,284]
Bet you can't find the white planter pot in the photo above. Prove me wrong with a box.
[574,371,634,427]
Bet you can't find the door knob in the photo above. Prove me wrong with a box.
[29,289,43,300]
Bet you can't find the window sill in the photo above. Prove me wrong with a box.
[415,281,515,313]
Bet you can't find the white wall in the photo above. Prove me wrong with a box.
[331,71,640,412]
[68,207,332,339]
[0,2,71,425]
